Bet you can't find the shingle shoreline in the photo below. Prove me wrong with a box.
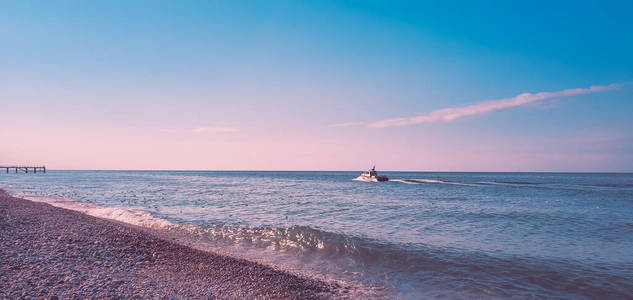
[0,189,342,299]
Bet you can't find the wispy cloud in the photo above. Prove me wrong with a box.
[368,83,620,128]
[193,126,239,133]
[329,122,364,128]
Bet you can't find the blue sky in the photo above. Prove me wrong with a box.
[1,1,632,171]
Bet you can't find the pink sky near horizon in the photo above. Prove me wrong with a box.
[2,126,623,171]
[2,81,630,172]
[3,78,631,172]
[2,2,633,172]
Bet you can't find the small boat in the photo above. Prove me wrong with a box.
[355,166,389,182]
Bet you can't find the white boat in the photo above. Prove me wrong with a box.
[354,166,389,182]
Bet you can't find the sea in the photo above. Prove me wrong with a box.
[1,170,632,299]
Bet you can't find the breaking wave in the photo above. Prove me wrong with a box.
[22,195,174,229]
[21,194,633,298]
[18,194,387,297]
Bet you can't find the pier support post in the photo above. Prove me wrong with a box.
[0,165,47,174]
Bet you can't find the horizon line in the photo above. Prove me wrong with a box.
[3,169,631,174]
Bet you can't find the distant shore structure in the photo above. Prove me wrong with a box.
[0,165,46,173]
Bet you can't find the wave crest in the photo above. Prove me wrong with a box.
[22,195,174,229]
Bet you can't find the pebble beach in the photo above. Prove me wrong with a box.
[0,189,343,299]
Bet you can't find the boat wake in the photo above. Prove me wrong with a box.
[391,178,478,186]
[477,181,546,186]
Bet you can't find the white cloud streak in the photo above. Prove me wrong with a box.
[368,83,620,128]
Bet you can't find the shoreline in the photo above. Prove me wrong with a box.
[0,189,345,299]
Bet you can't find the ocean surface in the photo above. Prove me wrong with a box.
[2,171,632,298]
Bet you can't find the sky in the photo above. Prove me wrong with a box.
[1,1,632,171]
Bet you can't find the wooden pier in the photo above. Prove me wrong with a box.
[0,166,46,174]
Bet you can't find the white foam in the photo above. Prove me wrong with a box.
[17,195,387,298]
[392,178,477,186]
[413,179,446,184]
[477,181,530,186]
[390,179,420,185]
[21,195,174,229]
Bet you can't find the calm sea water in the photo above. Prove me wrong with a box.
[2,171,633,298]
